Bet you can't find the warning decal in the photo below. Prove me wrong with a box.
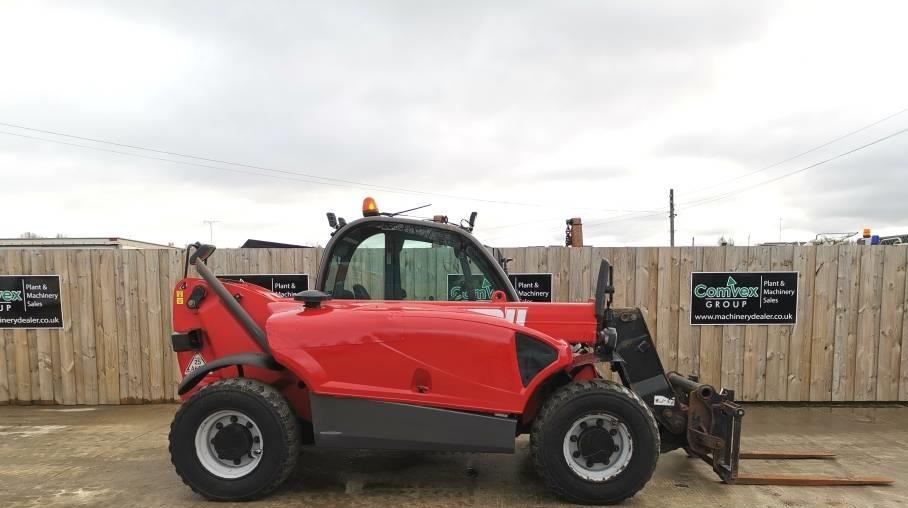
[184,353,206,376]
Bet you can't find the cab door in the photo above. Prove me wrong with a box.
[317,220,534,412]
[375,226,531,412]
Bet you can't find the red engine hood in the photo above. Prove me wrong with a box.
[267,299,598,345]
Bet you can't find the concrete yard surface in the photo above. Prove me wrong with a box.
[0,404,905,508]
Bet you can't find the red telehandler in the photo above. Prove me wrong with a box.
[168,199,892,503]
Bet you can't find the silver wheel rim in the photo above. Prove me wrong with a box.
[194,409,264,479]
[562,412,633,482]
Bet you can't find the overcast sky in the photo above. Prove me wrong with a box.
[2,1,907,248]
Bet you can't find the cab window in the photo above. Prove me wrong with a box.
[397,234,503,302]
[325,223,506,301]
[323,230,385,300]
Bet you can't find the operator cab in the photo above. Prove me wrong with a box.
[317,198,519,302]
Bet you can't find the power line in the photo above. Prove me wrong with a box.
[0,120,423,191]
[584,124,908,230]
[680,105,908,198]
[678,124,908,210]
[0,130,371,189]
[0,121,655,214]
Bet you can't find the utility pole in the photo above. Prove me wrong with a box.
[779,217,783,242]
[669,189,676,247]
[203,220,220,243]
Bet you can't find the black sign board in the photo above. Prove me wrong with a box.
[690,272,798,325]
[219,274,309,298]
[0,275,63,329]
[508,273,553,302]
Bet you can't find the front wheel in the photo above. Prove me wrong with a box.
[169,378,301,501]
[530,380,660,504]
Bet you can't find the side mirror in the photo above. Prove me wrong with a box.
[189,243,216,266]
[327,212,338,229]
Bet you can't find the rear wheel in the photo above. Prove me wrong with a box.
[530,380,659,504]
[169,378,300,501]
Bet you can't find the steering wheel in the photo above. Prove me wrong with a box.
[352,284,372,300]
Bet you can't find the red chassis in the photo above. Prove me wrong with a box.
[173,279,599,425]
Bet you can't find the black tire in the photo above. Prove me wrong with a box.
[169,378,301,501]
[530,380,660,505]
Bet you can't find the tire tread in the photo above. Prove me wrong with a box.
[169,378,300,501]
[530,379,660,504]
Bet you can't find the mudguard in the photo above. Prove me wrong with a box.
[177,352,283,395]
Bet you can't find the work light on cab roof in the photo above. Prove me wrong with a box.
[362,196,379,216]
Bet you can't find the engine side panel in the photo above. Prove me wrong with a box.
[311,394,516,453]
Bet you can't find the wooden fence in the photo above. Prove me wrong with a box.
[1,245,906,405]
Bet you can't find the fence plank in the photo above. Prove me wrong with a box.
[677,248,700,377]
[23,252,45,402]
[136,251,152,401]
[743,246,771,401]
[113,249,130,402]
[721,248,748,393]
[877,247,906,400]
[580,247,592,301]
[0,252,17,403]
[157,250,172,400]
[101,249,122,405]
[52,251,77,405]
[28,251,54,403]
[145,250,165,401]
[553,248,570,303]
[609,248,629,308]
[787,246,816,401]
[568,248,583,302]
[901,253,908,400]
[669,248,681,373]
[507,248,530,273]
[160,250,182,401]
[73,251,98,404]
[89,251,107,404]
[654,247,679,371]
[764,246,794,400]
[698,247,726,388]
[809,246,838,401]
[124,251,143,403]
[832,246,860,401]
[6,251,32,403]
[855,247,884,401]
[635,248,659,343]
[524,247,540,282]
[41,250,63,404]
[656,248,674,371]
